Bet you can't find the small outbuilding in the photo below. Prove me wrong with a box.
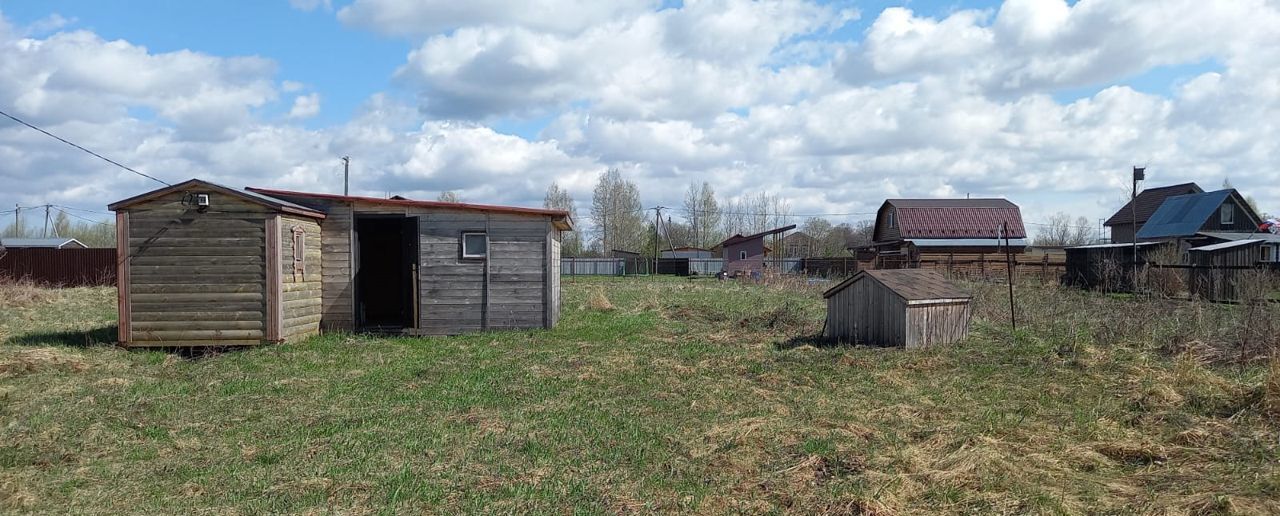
[109,178,572,347]
[823,269,971,348]
[1186,239,1276,302]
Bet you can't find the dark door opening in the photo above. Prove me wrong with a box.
[355,216,418,329]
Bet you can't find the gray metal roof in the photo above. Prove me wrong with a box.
[1197,231,1280,243]
[1189,239,1266,252]
[1067,242,1166,250]
[0,237,86,248]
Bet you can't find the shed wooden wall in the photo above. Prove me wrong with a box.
[904,301,971,348]
[824,278,906,346]
[724,238,766,274]
[280,215,323,341]
[549,229,562,327]
[416,209,551,334]
[1189,243,1262,302]
[260,195,354,331]
[123,191,270,347]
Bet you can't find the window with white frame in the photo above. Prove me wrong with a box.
[1220,204,1234,225]
[886,209,896,228]
[739,250,747,260]
[462,232,488,258]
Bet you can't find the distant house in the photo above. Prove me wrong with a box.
[0,237,88,249]
[1104,182,1203,243]
[719,225,796,275]
[1134,189,1262,248]
[659,246,712,259]
[868,199,1027,256]
[782,231,820,258]
[611,249,641,258]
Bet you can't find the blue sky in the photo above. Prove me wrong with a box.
[0,0,1274,235]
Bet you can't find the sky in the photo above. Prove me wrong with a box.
[0,0,1277,239]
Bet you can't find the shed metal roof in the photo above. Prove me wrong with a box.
[719,225,797,247]
[1189,239,1266,252]
[247,187,573,230]
[1066,242,1166,250]
[1104,182,1203,226]
[1197,231,1280,243]
[1135,189,1253,239]
[823,269,971,302]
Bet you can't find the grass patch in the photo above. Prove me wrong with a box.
[1,276,1278,513]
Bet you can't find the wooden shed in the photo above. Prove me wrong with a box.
[1186,239,1274,302]
[109,179,572,347]
[823,269,971,348]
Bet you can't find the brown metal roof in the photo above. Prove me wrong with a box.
[1103,182,1203,226]
[719,224,797,247]
[246,187,573,230]
[882,199,1025,239]
[823,269,971,301]
[108,179,327,219]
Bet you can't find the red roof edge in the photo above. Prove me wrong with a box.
[246,187,573,230]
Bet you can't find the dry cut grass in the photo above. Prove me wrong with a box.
[1,275,1278,514]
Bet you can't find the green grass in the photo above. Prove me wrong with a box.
[1,276,1278,514]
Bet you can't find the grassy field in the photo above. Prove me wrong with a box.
[1,276,1278,514]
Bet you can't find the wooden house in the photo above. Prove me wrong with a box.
[823,269,971,348]
[868,199,1027,258]
[109,179,572,347]
[1104,182,1203,243]
[1134,189,1262,248]
[719,225,795,275]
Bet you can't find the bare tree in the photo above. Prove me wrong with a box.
[544,182,583,256]
[437,191,461,202]
[682,181,721,248]
[1033,212,1094,246]
[590,169,645,253]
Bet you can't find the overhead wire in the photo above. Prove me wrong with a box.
[0,108,170,187]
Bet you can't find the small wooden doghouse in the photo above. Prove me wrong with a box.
[109,179,572,347]
[823,269,971,348]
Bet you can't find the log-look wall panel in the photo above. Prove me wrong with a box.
[280,215,323,341]
[124,191,269,346]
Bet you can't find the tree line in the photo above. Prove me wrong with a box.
[542,169,874,257]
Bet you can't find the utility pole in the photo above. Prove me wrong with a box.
[12,204,18,236]
[653,206,662,264]
[1131,166,1144,294]
[341,156,350,196]
[43,205,50,238]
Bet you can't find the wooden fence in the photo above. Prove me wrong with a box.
[876,253,1067,284]
[0,248,116,286]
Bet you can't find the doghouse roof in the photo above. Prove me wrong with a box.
[246,187,574,231]
[108,179,327,219]
[823,269,971,302]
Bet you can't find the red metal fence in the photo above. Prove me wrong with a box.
[0,248,116,287]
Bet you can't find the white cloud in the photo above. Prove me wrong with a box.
[4,1,1280,240]
[288,0,332,12]
[337,0,658,36]
[287,93,321,119]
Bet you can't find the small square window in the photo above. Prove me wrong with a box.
[1220,204,1234,225]
[462,232,487,258]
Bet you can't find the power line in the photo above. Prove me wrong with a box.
[54,207,114,227]
[0,108,170,187]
